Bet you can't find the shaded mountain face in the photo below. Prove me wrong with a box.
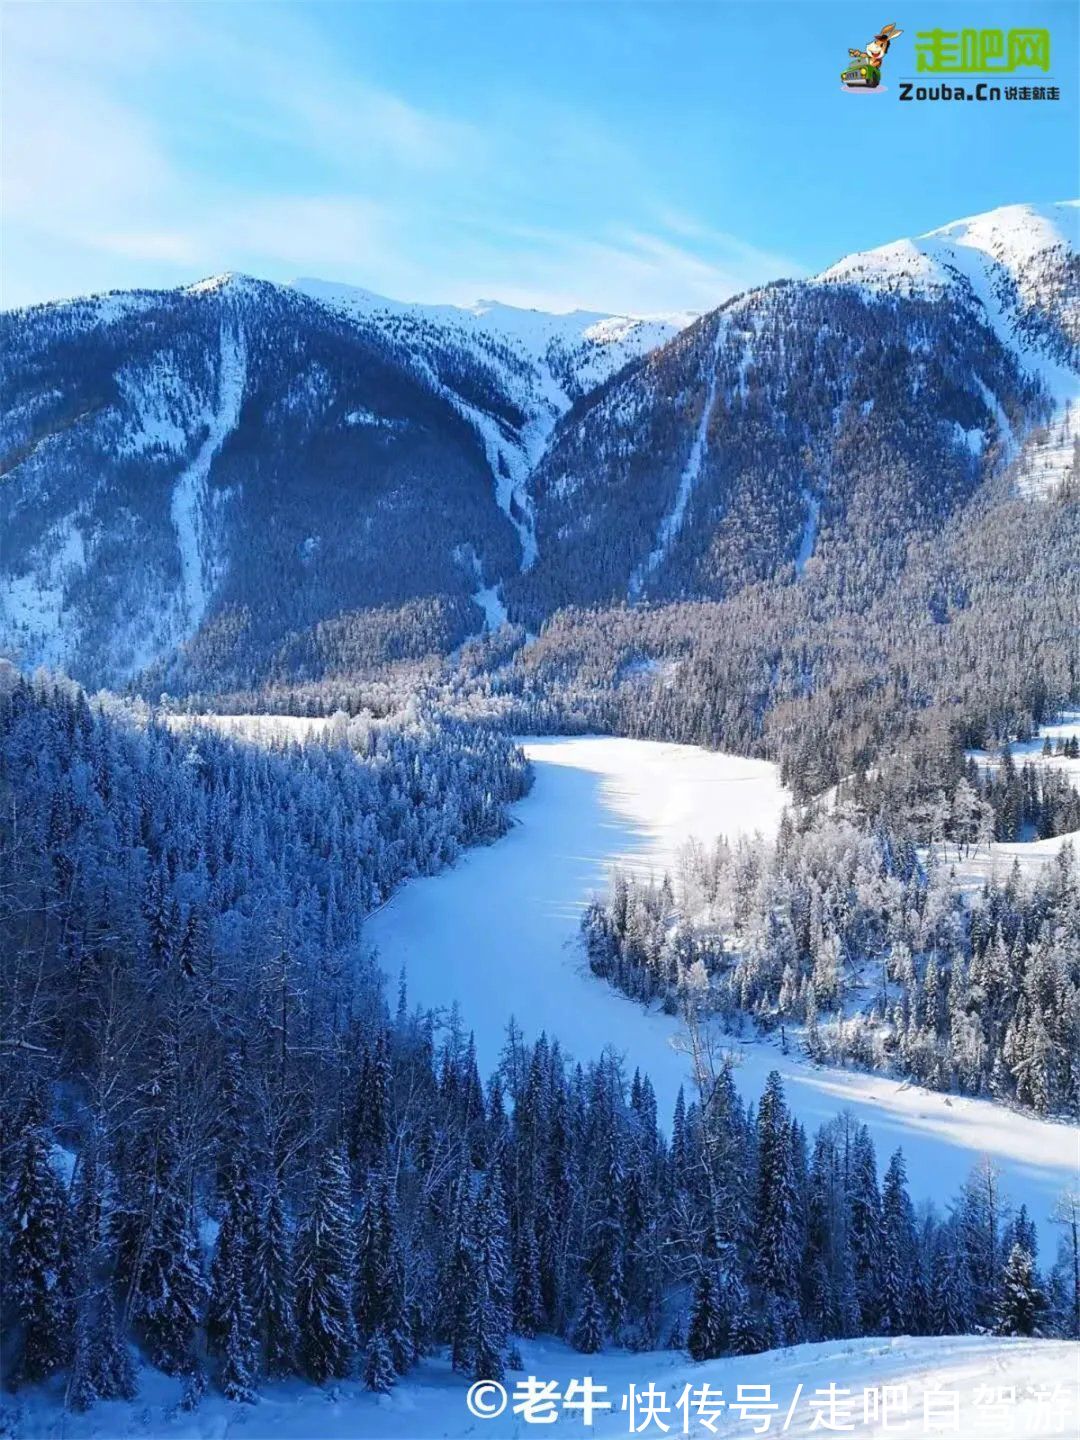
[1,203,1075,691]
[0,278,687,688]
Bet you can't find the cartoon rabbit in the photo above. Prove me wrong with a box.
[849,22,903,68]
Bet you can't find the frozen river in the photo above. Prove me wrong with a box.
[364,735,1077,1245]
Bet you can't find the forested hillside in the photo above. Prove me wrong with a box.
[0,279,683,692]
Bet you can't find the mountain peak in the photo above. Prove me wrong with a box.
[183,272,266,299]
[815,198,1078,405]
[816,198,1077,292]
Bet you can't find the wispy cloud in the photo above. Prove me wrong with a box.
[1,1,797,314]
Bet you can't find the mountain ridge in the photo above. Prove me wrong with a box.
[1,200,1076,692]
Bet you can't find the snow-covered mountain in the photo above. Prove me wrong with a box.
[819,200,1079,500]
[821,201,1077,409]
[0,277,687,687]
[1,202,1075,691]
[290,278,691,568]
[510,201,1078,622]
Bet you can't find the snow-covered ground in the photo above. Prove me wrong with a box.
[950,712,1080,895]
[366,737,788,1088]
[11,1335,1077,1438]
[1015,401,1079,498]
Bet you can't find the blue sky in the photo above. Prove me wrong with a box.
[2,0,1076,313]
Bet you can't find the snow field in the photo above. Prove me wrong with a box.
[11,1336,1077,1438]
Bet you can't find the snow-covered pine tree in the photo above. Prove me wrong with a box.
[686,1265,725,1360]
[879,1149,917,1335]
[725,1272,759,1356]
[127,1113,206,1376]
[466,1166,511,1381]
[354,1166,411,1372]
[996,1242,1044,1337]
[439,1174,476,1373]
[961,1158,1006,1330]
[362,1326,397,1393]
[753,1071,801,1335]
[65,1137,137,1411]
[6,1099,73,1385]
[294,1145,357,1382]
[847,1125,882,1331]
[208,1175,259,1401]
[571,1276,605,1354]
[254,1172,297,1377]
[513,1220,544,1337]
[929,1221,974,1336]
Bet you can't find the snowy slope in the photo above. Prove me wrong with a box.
[0,273,690,682]
[12,1335,1076,1438]
[820,201,1079,433]
[292,278,692,572]
[520,201,1079,615]
[627,317,726,599]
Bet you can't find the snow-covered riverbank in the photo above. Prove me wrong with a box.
[165,720,1076,1242]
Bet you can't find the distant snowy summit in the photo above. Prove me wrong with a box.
[820,201,1076,296]
[162,273,696,410]
[291,276,695,406]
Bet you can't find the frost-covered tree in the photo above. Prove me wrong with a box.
[996,1243,1044,1337]
[6,1100,73,1384]
[295,1147,357,1382]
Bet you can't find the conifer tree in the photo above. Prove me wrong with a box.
[254,1173,297,1377]
[753,1072,800,1325]
[208,1181,258,1400]
[880,1149,916,1335]
[128,1117,206,1376]
[571,1277,605,1354]
[513,1221,544,1337]
[295,1146,357,1382]
[686,1266,725,1360]
[996,1243,1044,1337]
[467,1167,511,1381]
[6,1101,73,1385]
[363,1327,397,1393]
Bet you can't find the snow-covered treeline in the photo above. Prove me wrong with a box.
[583,784,1080,1116]
[6,1009,1076,1412]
